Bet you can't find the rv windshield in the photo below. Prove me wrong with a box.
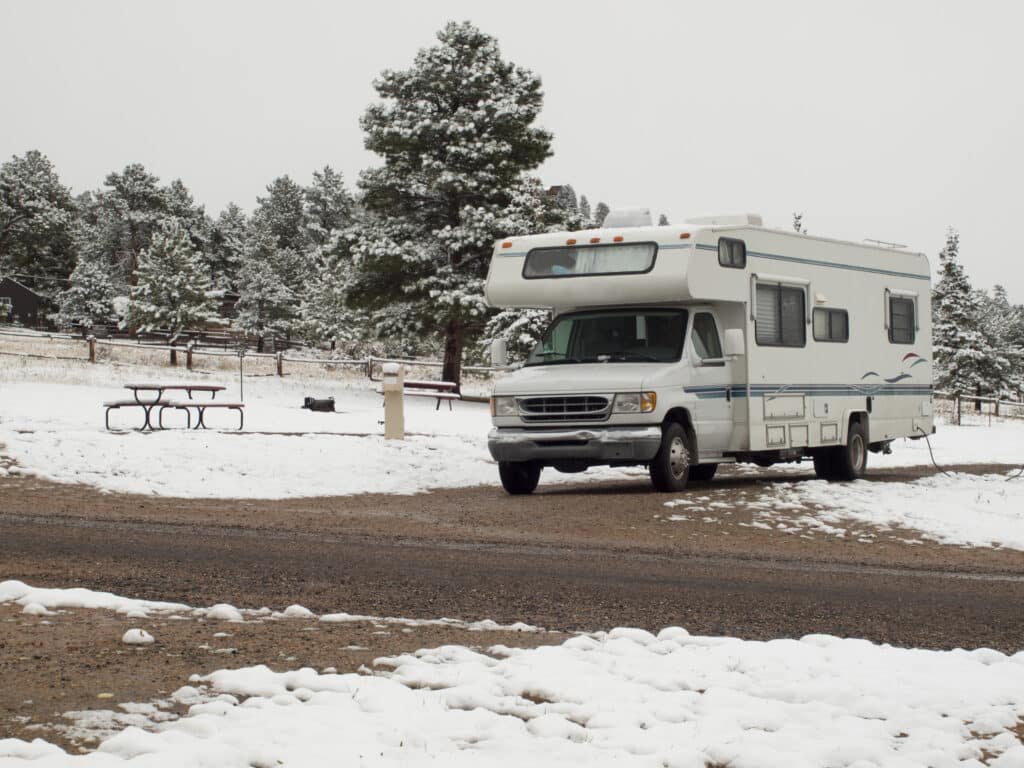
[525,309,687,366]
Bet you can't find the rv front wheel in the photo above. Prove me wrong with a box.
[650,422,693,492]
[499,461,541,495]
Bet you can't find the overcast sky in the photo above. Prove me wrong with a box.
[3,0,1023,300]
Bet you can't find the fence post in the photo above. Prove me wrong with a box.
[956,394,962,426]
[87,335,97,363]
[276,351,284,377]
[169,340,177,367]
[186,341,194,371]
[366,355,373,379]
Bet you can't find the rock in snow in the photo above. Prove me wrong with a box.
[121,628,154,645]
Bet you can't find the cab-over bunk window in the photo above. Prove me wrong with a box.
[755,283,806,347]
[523,243,657,279]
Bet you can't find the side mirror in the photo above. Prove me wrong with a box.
[723,328,745,358]
[490,337,508,368]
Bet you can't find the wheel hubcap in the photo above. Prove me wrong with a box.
[669,437,688,478]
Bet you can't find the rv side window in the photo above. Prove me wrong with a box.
[523,243,657,279]
[691,313,724,363]
[812,308,849,343]
[718,238,746,269]
[755,283,806,347]
[889,297,915,344]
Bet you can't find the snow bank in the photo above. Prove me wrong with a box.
[3,627,1024,766]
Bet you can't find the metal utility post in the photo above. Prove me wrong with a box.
[382,362,405,440]
[237,348,246,403]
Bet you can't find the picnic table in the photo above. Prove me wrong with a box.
[104,383,240,431]
[376,379,462,411]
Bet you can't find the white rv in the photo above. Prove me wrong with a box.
[484,212,933,494]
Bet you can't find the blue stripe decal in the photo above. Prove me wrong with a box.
[685,384,932,399]
[695,242,926,280]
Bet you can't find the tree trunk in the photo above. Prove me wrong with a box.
[442,318,462,392]
[975,383,982,413]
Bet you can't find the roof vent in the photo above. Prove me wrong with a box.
[602,208,652,228]
[684,213,763,227]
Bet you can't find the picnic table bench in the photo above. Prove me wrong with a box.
[376,379,461,410]
[104,383,242,430]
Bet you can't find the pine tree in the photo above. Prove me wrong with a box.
[96,164,168,284]
[208,203,248,291]
[792,212,806,233]
[578,195,591,224]
[658,213,670,226]
[56,252,119,330]
[554,184,578,215]
[931,228,988,395]
[976,285,1016,396]
[254,175,308,252]
[163,178,210,254]
[351,21,552,385]
[126,218,219,341]
[304,166,353,247]
[594,201,610,227]
[0,150,79,298]
[298,231,369,353]
[234,223,296,352]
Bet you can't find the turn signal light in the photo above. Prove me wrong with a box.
[501,241,513,249]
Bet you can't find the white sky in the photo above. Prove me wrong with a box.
[2,0,1023,300]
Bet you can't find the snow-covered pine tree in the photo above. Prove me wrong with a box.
[163,178,210,254]
[298,230,369,352]
[976,285,1016,397]
[931,228,988,396]
[254,175,308,253]
[304,166,354,248]
[234,223,296,352]
[208,203,248,292]
[578,195,592,224]
[0,150,79,298]
[352,21,552,385]
[125,218,219,341]
[554,184,578,215]
[96,164,168,284]
[792,212,806,233]
[56,252,119,331]
[594,201,610,227]
[658,213,670,226]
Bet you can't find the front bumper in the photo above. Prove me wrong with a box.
[488,426,662,464]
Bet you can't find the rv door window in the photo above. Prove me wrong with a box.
[526,309,687,365]
[755,283,806,347]
[813,308,849,343]
[522,243,657,279]
[691,313,724,362]
[888,296,915,344]
[718,238,746,269]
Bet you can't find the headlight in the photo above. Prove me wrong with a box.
[613,392,657,414]
[490,396,518,417]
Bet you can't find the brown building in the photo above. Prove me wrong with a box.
[0,277,43,327]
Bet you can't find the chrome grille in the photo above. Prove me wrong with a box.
[517,395,611,423]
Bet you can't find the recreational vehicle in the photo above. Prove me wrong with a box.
[484,212,933,495]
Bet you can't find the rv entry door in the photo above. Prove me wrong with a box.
[687,311,734,458]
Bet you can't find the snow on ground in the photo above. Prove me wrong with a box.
[0,581,545,633]
[3,583,1024,765]
[665,471,1024,551]
[1,358,1022,500]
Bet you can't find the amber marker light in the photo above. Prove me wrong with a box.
[590,237,601,244]
[613,235,624,242]
[679,232,691,239]
[501,241,513,249]
[566,238,577,245]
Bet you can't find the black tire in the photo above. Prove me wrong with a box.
[688,463,718,483]
[649,422,694,492]
[499,461,541,495]
[812,451,836,480]
[815,421,868,481]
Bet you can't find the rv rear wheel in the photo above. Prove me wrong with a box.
[814,421,868,481]
[688,463,718,483]
[499,461,541,495]
[650,422,693,492]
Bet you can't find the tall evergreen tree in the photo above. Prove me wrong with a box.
[235,223,296,352]
[976,284,1016,396]
[0,150,78,298]
[163,178,210,254]
[208,203,248,291]
[593,201,610,227]
[304,166,354,247]
[931,228,988,395]
[658,213,670,226]
[56,252,119,330]
[351,21,552,385]
[578,195,591,224]
[96,164,167,284]
[126,218,218,341]
[254,175,308,252]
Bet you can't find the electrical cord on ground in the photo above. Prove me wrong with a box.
[914,426,1024,481]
